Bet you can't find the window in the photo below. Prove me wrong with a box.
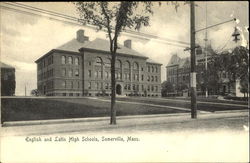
[141,85,144,91]
[133,84,135,90]
[141,67,144,71]
[155,86,158,92]
[147,85,150,91]
[75,69,79,77]
[135,74,139,81]
[128,84,131,90]
[77,81,80,88]
[133,62,139,70]
[62,81,66,88]
[155,67,158,73]
[148,66,150,72]
[70,81,73,88]
[141,75,144,81]
[61,56,66,64]
[124,84,127,90]
[89,61,91,66]
[75,57,79,65]
[147,76,150,82]
[62,68,66,76]
[118,73,121,79]
[96,57,103,66]
[155,76,158,82]
[124,61,130,69]
[151,85,154,91]
[88,70,91,78]
[105,58,111,68]
[116,60,122,69]
[151,76,154,82]
[99,70,102,78]
[95,71,98,78]
[88,82,91,89]
[105,83,109,89]
[68,56,73,64]
[69,69,73,77]
[105,71,109,79]
[96,82,99,89]
[152,66,154,72]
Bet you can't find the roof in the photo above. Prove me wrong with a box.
[166,54,181,67]
[166,53,191,68]
[146,58,162,65]
[57,38,148,59]
[0,62,15,69]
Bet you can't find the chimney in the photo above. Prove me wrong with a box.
[76,29,89,43]
[124,40,132,49]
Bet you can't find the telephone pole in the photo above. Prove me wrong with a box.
[204,2,208,98]
[190,1,197,118]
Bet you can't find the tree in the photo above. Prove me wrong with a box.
[31,89,39,96]
[73,2,174,124]
[207,46,249,95]
[161,81,174,97]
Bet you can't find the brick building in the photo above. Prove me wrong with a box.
[35,29,162,97]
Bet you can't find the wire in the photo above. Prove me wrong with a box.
[1,2,190,47]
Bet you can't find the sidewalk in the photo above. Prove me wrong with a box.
[1,109,248,136]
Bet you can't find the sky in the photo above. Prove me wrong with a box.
[0,2,249,96]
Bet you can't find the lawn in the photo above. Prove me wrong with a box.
[1,97,188,123]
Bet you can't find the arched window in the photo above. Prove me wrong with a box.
[68,56,73,64]
[116,59,122,69]
[124,61,130,69]
[105,58,111,67]
[61,56,66,64]
[133,62,139,70]
[95,57,103,66]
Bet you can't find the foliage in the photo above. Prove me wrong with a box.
[161,81,174,96]
[31,89,39,96]
[206,46,249,95]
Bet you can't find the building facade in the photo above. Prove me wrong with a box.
[1,62,16,96]
[35,30,162,97]
[166,45,237,96]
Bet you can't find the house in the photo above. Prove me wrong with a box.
[35,29,162,97]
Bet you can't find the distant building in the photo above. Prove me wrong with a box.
[35,29,162,97]
[0,62,16,96]
[166,44,238,96]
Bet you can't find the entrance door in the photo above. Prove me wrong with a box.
[116,84,122,95]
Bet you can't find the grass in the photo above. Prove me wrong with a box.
[1,97,188,123]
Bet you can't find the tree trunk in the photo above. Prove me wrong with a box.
[110,49,117,125]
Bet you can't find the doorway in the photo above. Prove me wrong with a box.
[116,84,122,95]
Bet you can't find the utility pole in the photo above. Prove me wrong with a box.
[204,2,208,98]
[190,1,197,118]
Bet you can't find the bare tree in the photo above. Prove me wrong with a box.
[73,2,179,124]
